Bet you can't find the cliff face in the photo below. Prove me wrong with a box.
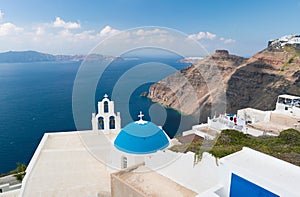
[148,46,300,121]
[148,50,248,121]
[227,45,300,112]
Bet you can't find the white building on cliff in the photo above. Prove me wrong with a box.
[183,94,300,138]
[268,34,300,47]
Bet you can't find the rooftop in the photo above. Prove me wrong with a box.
[220,147,300,196]
[195,126,219,137]
[278,94,300,100]
[15,130,300,197]
[177,133,203,144]
[249,112,300,134]
[20,131,111,197]
[111,164,197,197]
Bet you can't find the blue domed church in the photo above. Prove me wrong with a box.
[114,111,169,154]
[91,95,171,169]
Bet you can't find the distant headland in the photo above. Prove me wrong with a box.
[0,50,122,63]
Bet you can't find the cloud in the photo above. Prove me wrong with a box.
[188,31,236,45]
[52,17,80,29]
[0,22,23,36]
[98,25,120,37]
[0,19,120,53]
[0,10,4,21]
[1,20,238,56]
[206,32,217,40]
[54,29,97,43]
[135,28,167,36]
[58,29,72,37]
[35,26,45,36]
[220,37,236,44]
[123,28,175,45]
[28,24,121,53]
[74,30,96,40]
[188,31,216,40]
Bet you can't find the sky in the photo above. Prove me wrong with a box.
[0,0,300,56]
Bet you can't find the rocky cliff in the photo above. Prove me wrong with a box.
[148,45,300,122]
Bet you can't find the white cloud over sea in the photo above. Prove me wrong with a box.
[186,31,236,54]
[52,17,81,29]
[188,31,217,40]
[188,31,235,44]
[0,22,23,36]
[0,10,23,37]
[0,16,122,54]
[98,25,120,37]
[220,37,236,44]
[0,15,237,55]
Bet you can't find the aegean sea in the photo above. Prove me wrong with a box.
[0,57,196,174]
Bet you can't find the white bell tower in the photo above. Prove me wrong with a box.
[91,94,121,134]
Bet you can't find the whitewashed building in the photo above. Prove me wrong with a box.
[275,94,300,116]
[112,147,300,197]
[268,34,300,47]
[2,95,299,197]
[183,94,300,138]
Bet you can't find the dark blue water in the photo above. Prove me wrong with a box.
[0,58,196,174]
[0,62,78,174]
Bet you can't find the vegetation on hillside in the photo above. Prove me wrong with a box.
[0,162,27,181]
[281,45,300,71]
[170,129,300,166]
[12,162,27,181]
[284,45,300,56]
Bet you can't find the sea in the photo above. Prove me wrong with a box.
[0,57,199,174]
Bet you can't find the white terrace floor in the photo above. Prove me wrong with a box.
[20,131,111,197]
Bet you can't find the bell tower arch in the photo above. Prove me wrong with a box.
[91,94,121,134]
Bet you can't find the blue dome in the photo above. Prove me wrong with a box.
[114,121,169,154]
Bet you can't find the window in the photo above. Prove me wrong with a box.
[293,99,300,107]
[121,156,127,169]
[98,117,104,130]
[286,98,292,106]
[109,116,115,129]
[104,101,108,113]
[278,97,285,104]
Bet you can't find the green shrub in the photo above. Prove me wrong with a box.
[12,162,27,181]
[171,129,300,166]
[210,129,300,166]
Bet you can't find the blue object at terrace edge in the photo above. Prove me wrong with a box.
[230,173,279,197]
[114,121,169,154]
